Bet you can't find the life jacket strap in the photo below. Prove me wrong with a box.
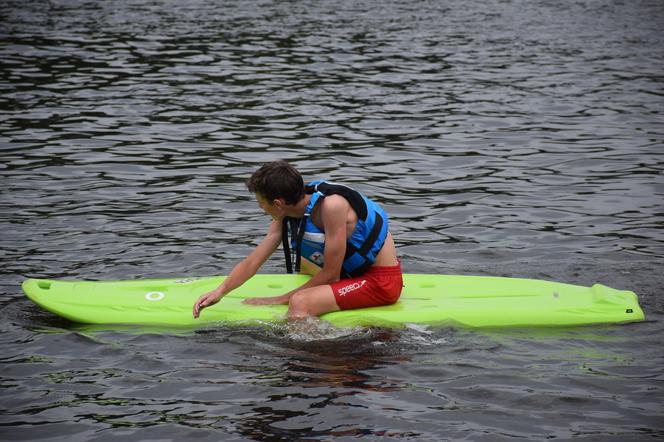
[282,218,293,274]
[293,217,306,273]
[305,182,368,220]
[359,212,384,256]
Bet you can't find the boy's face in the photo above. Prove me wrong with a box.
[256,193,283,221]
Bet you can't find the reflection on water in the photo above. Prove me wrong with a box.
[1,0,663,440]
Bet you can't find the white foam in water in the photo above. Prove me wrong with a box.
[284,317,364,342]
[405,323,433,335]
[403,323,449,346]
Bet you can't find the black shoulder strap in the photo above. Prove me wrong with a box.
[282,216,306,274]
[309,182,368,220]
[282,218,293,274]
[293,217,306,273]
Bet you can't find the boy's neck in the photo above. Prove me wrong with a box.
[285,194,310,218]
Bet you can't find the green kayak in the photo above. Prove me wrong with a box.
[21,274,644,328]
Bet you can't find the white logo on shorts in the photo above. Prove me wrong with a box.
[337,280,367,297]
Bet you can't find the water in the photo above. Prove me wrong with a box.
[1,0,663,439]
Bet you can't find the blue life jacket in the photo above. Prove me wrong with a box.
[282,180,389,278]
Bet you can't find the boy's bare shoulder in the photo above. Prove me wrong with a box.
[318,194,351,214]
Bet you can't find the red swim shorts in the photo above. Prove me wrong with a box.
[330,262,403,311]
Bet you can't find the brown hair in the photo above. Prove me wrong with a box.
[246,160,304,205]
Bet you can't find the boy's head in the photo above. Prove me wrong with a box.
[246,160,304,205]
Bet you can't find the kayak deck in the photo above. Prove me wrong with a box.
[21,274,645,328]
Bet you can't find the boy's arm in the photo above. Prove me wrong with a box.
[193,219,282,318]
[243,196,348,306]
[294,195,347,288]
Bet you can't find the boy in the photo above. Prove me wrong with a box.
[193,161,402,320]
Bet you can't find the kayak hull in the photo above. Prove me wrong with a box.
[21,274,645,328]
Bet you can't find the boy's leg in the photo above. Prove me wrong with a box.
[287,284,340,319]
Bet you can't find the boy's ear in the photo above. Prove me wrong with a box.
[273,198,286,209]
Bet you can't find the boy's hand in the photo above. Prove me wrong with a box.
[193,290,222,319]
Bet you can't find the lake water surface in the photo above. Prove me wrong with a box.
[1,0,663,440]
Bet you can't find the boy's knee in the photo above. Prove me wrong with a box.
[287,292,310,318]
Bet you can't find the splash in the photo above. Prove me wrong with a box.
[282,316,365,342]
[401,323,450,346]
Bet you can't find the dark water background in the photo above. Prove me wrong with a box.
[1,0,663,440]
